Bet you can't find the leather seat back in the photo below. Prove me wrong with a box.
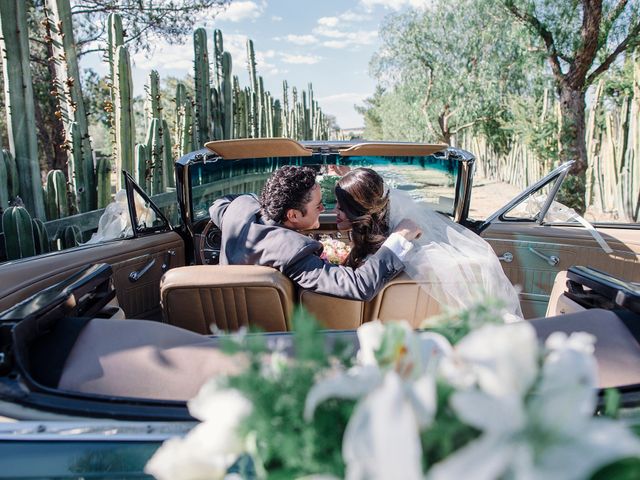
[299,290,365,330]
[299,273,442,330]
[365,273,442,328]
[161,265,295,333]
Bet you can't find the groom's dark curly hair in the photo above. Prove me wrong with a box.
[260,166,317,223]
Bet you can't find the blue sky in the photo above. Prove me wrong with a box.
[82,0,429,129]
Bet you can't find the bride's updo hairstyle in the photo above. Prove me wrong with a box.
[334,168,390,268]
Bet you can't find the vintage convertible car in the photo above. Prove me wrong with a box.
[0,139,639,476]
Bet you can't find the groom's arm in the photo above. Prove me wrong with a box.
[284,234,413,301]
[208,194,256,228]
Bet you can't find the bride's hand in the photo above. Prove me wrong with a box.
[393,219,422,241]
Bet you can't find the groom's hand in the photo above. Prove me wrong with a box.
[393,219,422,241]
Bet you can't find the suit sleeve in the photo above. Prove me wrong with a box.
[284,244,406,301]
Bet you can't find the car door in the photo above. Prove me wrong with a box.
[473,163,640,319]
[0,173,186,319]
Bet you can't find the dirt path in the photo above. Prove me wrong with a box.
[468,176,522,220]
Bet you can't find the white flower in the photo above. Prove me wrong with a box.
[145,380,252,480]
[428,325,640,480]
[304,321,452,480]
[444,322,538,396]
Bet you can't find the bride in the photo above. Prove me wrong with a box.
[333,167,522,319]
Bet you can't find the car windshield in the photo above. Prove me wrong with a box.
[189,153,458,221]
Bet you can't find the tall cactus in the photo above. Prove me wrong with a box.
[0,155,7,211]
[67,121,91,212]
[246,40,260,138]
[222,52,233,139]
[45,169,69,220]
[193,28,211,146]
[2,150,18,199]
[282,81,290,138]
[273,99,282,138]
[162,119,174,188]
[32,218,50,255]
[213,29,224,92]
[2,205,35,260]
[96,156,112,209]
[146,70,162,124]
[146,118,163,195]
[178,99,196,157]
[44,0,95,212]
[107,13,124,100]
[0,1,45,219]
[113,45,135,191]
[175,82,187,156]
[135,144,149,190]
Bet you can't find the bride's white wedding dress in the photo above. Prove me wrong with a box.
[388,189,523,320]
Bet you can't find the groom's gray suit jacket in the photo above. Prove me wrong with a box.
[209,194,405,301]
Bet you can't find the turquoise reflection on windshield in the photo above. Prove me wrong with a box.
[189,154,458,221]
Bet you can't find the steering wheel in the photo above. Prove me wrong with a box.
[198,219,220,265]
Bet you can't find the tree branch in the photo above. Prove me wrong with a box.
[566,0,603,89]
[503,0,565,82]
[586,19,640,85]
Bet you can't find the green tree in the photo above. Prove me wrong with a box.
[503,0,640,212]
[369,0,543,145]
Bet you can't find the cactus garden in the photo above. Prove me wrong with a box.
[0,1,333,262]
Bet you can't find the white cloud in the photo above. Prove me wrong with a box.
[313,24,378,47]
[271,15,283,22]
[322,40,347,49]
[283,34,317,45]
[217,1,265,22]
[318,16,339,27]
[280,53,322,65]
[131,38,194,71]
[360,0,429,10]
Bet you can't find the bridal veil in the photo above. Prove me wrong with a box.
[388,189,523,320]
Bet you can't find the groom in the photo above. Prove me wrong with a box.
[208,165,421,301]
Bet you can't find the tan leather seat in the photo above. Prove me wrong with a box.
[160,265,295,333]
[300,290,365,329]
[299,273,442,330]
[365,273,442,328]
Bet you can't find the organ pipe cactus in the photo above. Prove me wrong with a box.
[0,156,7,211]
[222,52,233,139]
[2,150,18,199]
[282,81,290,138]
[211,87,223,140]
[59,225,81,249]
[44,0,96,212]
[162,119,175,188]
[107,13,124,100]
[68,121,90,213]
[246,40,260,138]
[147,70,162,124]
[146,118,163,195]
[2,205,35,260]
[193,28,211,146]
[96,156,112,209]
[213,29,224,92]
[114,45,135,191]
[135,144,149,189]
[45,169,68,220]
[31,218,50,255]
[0,1,45,219]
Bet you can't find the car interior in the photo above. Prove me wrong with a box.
[0,139,639,419]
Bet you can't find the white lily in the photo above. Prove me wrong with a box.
[428,324,640,480]
[145,379,253,480]
[304,321,452,480]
